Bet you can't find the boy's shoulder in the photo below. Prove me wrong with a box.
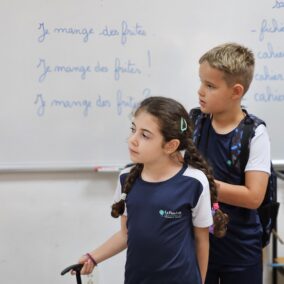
[189,107,266,130]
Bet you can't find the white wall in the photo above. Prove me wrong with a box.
[0,172,283,284]
[273,178,284,283]
[0,172,125,284]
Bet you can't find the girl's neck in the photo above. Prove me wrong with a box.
[141,159,183,182]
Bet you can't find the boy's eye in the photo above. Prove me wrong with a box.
[130,126,135,133]
[207,84,214,89]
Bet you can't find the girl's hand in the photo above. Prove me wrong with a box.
[71,254,96,275]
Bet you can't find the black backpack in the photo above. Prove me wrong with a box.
[189,107,280,248]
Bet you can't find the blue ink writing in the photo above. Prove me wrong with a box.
[96,95,111,107]
[94,61,109,73]
[255,87,284,102]
[37,59,51,82]
[34,94,46,116]
[53,26,94,42]
[272,0,284,8]
[116,90,139,115]
[38,22,49,43]
[51,99,92,116]
[121,21,146,45]
[114,57,141,80]
[257,42,284,59]
[100,26,119,37]
[259,18,284,41]
[255,65,283,81]
[54,65,92,80]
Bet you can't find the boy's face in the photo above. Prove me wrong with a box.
[198,61,236,114]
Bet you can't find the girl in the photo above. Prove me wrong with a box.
[75,96,228,284]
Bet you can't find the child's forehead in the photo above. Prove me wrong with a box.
[199,61,225,80]
[133,111,160,128]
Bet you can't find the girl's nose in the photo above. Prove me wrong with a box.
[128,133,138,146]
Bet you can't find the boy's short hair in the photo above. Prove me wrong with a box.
[199,43,255,95]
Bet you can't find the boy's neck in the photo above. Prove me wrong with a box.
[211,108,245,134]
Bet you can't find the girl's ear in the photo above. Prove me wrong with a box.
[164,139,180,154]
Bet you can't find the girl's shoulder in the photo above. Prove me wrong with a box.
[182,165,209,191]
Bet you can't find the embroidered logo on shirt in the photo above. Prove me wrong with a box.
[159,209,182,219]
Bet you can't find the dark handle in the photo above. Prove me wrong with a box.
[61,263,84,284]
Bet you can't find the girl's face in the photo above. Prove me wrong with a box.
[128,111,168,165]
[198,61,236,114]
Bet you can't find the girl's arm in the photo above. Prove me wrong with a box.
[194,226,209,284]
[79,215,128,275]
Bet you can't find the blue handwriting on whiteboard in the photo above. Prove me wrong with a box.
[34,94,46,116]
[259,19,284,41]
[37,59,51,82]
[54,65,92,80]
[121,21,146,45]
[116,90,140,115]
[53,26,94,42]
[51,99,92,116]
[96,95,111,108]
[38,22,49,43]
[272,0,284,8]
[94,61,109,73]
[254,65,283,81]
[114,57,141,80]
[99,21,146,45]
[257,42,284,59]
[37,59,92,81]
[255,86,284,102]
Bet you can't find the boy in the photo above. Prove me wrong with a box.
[190,43,271,284]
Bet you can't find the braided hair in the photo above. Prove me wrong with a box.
[111,96,228,238]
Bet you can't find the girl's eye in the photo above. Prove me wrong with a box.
[142,132,150,139]
[130,127,136,133]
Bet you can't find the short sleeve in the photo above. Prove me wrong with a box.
[191,173,213,228]
[245,124,271,174]
[113,168,131,216]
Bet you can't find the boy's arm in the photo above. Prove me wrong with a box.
[194,226,209,284]
[79,215,128,274]
[215,171,269,209]
[216,124,270,209]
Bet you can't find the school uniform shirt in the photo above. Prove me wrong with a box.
[114,164,213,284]
[196,117,271,268]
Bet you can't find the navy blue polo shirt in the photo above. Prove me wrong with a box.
[115,165,212,284]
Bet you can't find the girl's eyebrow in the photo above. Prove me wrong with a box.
[132,122,153,135]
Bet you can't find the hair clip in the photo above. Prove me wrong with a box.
[120,193,127,201]
[180,117,187,133]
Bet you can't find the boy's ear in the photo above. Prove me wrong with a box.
[164,139,180,154]
[232,83,244,99]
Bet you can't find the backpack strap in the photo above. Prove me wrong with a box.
[189,107,209,146]
[236,111,266,183]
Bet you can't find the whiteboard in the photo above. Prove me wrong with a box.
[0,0,283,171]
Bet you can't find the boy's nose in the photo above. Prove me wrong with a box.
[198,85,205,97]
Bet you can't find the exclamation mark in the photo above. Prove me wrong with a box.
[147,50,151,67]
[147,50,151,77]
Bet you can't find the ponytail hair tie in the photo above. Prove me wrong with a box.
[212,202,219,210]
[120,193,127,201]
